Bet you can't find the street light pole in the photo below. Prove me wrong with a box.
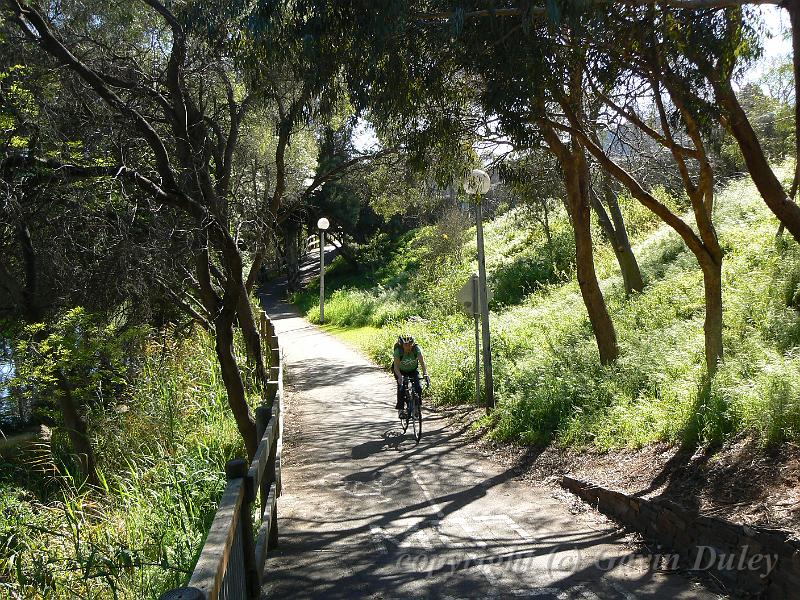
[472,275,481,409]
[474,196,495,411]
[464,169,495,412]
[317,217,330,324]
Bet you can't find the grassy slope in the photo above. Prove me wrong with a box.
[293,172,800,451]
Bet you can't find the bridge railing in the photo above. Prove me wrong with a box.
[305,233,339,255]
[161,310,284,600]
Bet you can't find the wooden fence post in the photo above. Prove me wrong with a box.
[266,367,279,406]
[161,311,283,600]
[263,414,279,549]
[270,342,280,371]
[225,459,260,600]
[255,405,271,518]
[265,318,276,342]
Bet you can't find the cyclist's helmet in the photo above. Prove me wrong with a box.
[398,334,414,345]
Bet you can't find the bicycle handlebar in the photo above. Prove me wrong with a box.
[400,375,430,390]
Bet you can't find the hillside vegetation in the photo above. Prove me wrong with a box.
[293,172,800,451]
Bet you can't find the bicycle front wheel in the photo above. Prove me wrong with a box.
[411,395,422,442]
[400,390,411,433]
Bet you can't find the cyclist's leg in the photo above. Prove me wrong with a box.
[411,371,422,401]
[395,372,404,410]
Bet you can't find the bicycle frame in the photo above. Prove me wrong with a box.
[400,375,421,415]
[399,375,424,442]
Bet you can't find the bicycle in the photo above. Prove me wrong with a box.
[398,375,427,442]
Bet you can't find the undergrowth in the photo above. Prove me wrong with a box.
[0,327,245,599]
[294,170,800,452]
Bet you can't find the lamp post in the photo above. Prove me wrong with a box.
[463,169,495,411]
[317,217,330,324]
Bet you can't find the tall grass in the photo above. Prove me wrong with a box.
[306,286,419,327]
[0,328,244,599]
[296,173,800,452]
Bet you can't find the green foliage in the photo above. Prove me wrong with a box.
[11,308,146,425]
[0,327,243,598]
[307,287,419,328]
[489,217,574,307]
[296,172,800,452]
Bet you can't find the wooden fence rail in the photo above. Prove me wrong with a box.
[160,310,284,600]
[305,233,339,255]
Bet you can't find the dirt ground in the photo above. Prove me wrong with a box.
[436,405,800,539]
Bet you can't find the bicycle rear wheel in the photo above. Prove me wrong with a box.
[411,394,422,442]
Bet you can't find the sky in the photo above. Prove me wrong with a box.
[753,5,791,78]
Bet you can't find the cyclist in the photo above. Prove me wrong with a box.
[393,334,430,418]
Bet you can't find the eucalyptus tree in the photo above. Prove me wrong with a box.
[675,4,800,241]
[0,24,190,483]
[274,1,621,363]
[380,3,773,374]
[440,7,624,363]
[2,0,276,458]
[2,0,403,463]
[558,7,728,375]
[447,4,730,374]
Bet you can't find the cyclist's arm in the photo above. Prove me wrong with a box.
[418,350,429,378]
[393,356,403,380]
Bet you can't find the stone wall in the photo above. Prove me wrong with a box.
[561,476,800,598]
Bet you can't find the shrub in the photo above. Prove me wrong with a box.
[307,287,419,328]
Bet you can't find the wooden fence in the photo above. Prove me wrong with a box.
[160,310,284,600]
[305,233,339,255]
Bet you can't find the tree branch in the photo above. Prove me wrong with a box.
[5,0,179,192]
[416,0,778,22]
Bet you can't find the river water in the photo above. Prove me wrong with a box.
[1,340,15,426]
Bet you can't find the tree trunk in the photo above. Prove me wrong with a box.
[614,243,645,296]
[714,80,800,242]
[214,308,257,461]
[565,151,619,364]
[236,289,269,390]
[590,182,644,295]
[245,250,265,293]
[55,372,99,487]
[283,222,301,293]
[605,182,644,294]
[777,0,800,239]
[700,255,724,376]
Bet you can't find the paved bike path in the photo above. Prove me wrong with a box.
[259,291,719,599]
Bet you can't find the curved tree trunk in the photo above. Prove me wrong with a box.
[539,110,619,365]
[777,0,800,239]
[714,80,800,242]
[236,290,269,390]
[214,307,257,460]
[606,182,644,294]
[700,255,724,377]
[591,182,644,295]
[565,151,619,364]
